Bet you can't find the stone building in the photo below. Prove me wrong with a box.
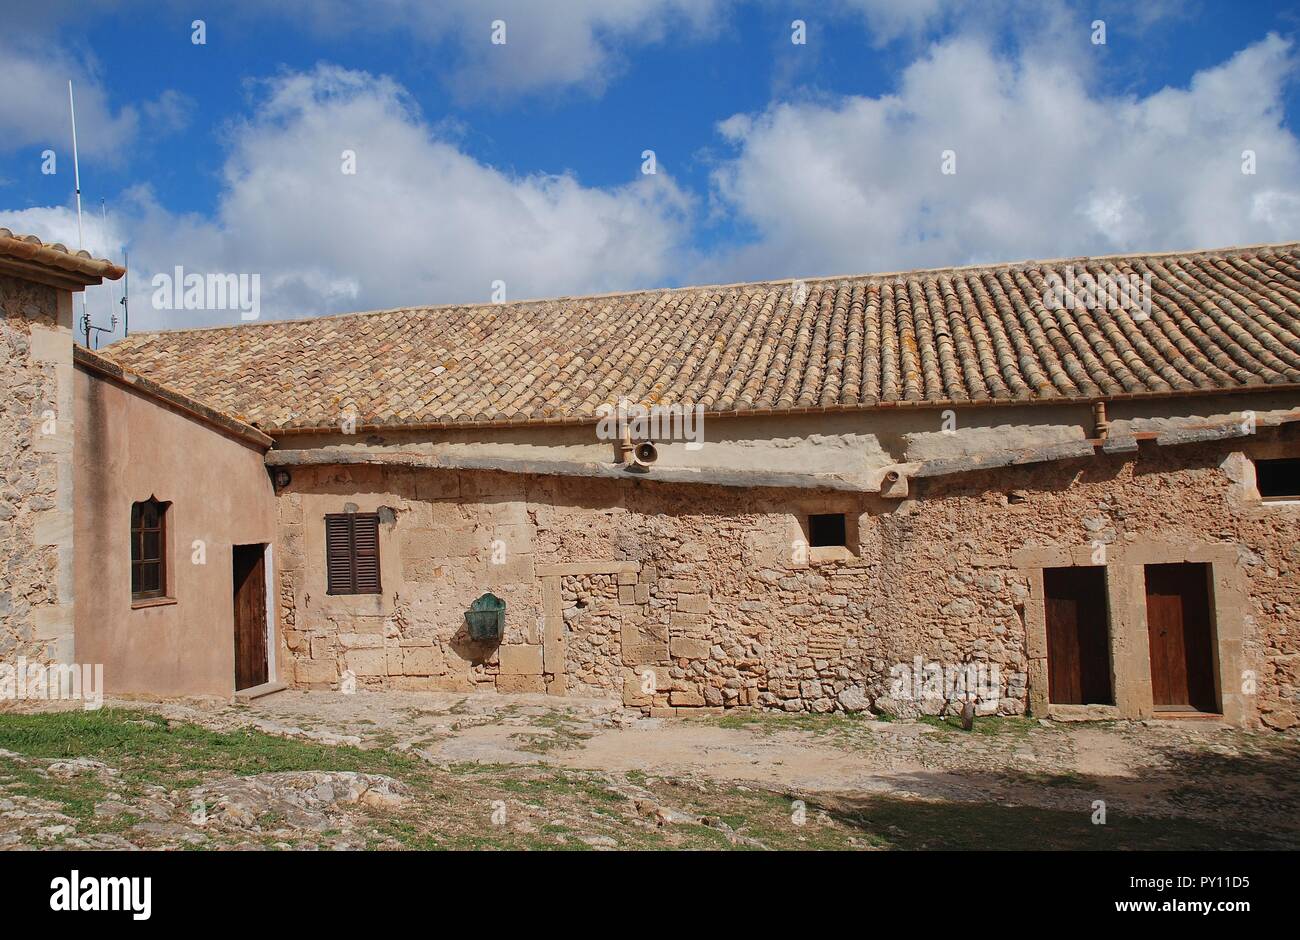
[6,229,1300,729]
[0,229,122,672]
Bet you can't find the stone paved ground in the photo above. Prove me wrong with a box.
[1,691,1297,850]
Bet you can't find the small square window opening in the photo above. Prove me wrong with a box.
[1255,457,1300,500]
[807,513,847,548]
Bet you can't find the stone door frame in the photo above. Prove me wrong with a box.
[1014,541,1248,726]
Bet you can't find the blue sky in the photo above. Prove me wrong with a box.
[2,0,1299,342]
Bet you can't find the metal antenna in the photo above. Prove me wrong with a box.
[70,89,118,349]
[98,198,118,337]
[85,198,118,348]
[69,80,91,346]
[121,250,129,338]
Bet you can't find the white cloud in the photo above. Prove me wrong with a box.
[1,65,693,337]
[703,33,1300,282]
[0,27,195,161]
[140,89,196,136]
[0,203,124,260]
[259,0,730,99]
[8,12,1299,348]
[835,0,958,44]
[835,0,1185,47]
[0,36,138,158]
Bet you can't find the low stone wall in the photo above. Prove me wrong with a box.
[273,431,1299,729]
[0,274,71,665]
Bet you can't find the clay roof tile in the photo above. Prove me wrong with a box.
[98,241,1300,432]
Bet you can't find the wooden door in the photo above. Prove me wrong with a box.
[233,544,268,691]
[1044,567,1113,705]
[1145,563,1217,712]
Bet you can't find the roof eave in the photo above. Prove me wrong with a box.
[264,381,1300,438]
[0,257,112,292]
[74,346,274,449]
[0,234,125,289]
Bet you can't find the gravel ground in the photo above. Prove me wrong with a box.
[1,691,1296,850]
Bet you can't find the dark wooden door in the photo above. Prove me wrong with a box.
[1044,567,1113,705]
[1145,563,1217,712]
[233,545,268,691]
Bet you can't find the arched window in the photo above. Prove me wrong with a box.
[131,498,170,600]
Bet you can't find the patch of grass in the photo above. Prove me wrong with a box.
[0,708,422,784]
[510,711,595,754]
[367,730,401,750]
[688,710,876,739]
[409,736,448,751]
[0,755,110,822]
[0,708,429,842]
[917,715,1037,736]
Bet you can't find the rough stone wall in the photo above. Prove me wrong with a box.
[0,274,71,665]
[892,442,1298,729]
[275,467,540,694]
[275,431,1298,729]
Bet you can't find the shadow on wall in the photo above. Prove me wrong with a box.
[448,624,497,667]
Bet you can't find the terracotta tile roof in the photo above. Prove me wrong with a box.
[100,242,1300,433]
[0,228,125,284]
[74,346,273,449]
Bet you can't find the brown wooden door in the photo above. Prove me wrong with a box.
[233,545,268,691]
[1044,567,1113,705]
[1145,563,1217,712]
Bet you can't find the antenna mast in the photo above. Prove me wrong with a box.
[69,85,118,348]
[121,250,129,338]
[69,80,90,346]
[90,198,119,347]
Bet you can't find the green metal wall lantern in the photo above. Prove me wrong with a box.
[465,593,506,642]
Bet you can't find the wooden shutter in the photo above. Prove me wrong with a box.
[325,513,381,595]
[325,515,353,594]
[352,515,381,593]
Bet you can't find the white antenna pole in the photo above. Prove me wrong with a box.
[69,81,84,247]
[99,197,117,337]
[69,80,89,345]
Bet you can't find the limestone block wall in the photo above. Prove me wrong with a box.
[274,429,1299,729]
[896,439,1299,730]
[0,274,74,664]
